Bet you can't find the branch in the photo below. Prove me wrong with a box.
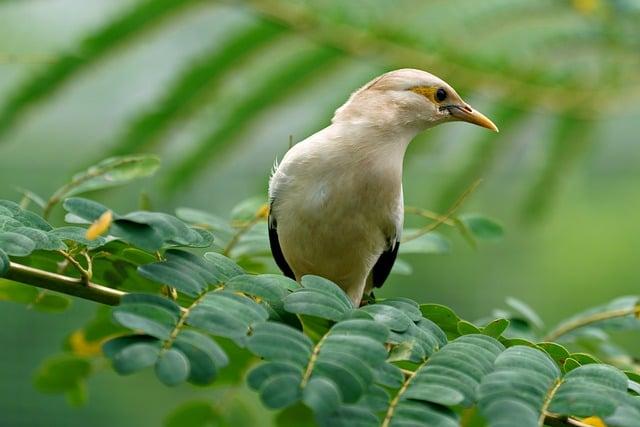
[543,306,639,342]
[4,262,124,306]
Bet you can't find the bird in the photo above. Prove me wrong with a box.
[268,68,498,306]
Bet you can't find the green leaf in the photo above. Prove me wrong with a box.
[479,345,561,427]
[0,249,8,277]
[0,0,205,137]
[538,342,571,365]
[203,251,245,282]
[64,155,160,196]
[10,227,66,251]
[188,290,269,345]
[155,348,190,386]
[482,318,510,338]
[173,329,228,385]
[247,322,313,369]
[283,275,354,322]
[505,297,544,329]
[164,46,342,191]
[563,357,581,373]
[549,364,629,418]
[50,226,107,249]
[259,373,303,409]
[164,401,218,427]
[303,377,342,414]
[404,334,505,407]
[458,320,483,335]
[111,342,161,375]
[108,21,287,158]
[33,293,71,313]
[112,300,178,340]
[459,214,504,241]
[138,249,225,296]
[0,231,36,256]
[33,354,91,394]
[421,303,462,339]
[399,231,450,254]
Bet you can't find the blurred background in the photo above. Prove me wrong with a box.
[1,0,639,425]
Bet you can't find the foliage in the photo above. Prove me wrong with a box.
[2,0,639,220]
[1,157,639,427]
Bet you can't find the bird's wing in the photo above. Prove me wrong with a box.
[371,237,400,289]
[268,208,295,280]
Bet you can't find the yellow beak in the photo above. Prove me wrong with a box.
[447,104,499,132]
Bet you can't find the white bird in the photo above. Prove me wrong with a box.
[268,68,498,306]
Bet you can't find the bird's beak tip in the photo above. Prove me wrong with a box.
[448,104,499,134]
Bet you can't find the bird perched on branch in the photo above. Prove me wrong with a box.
[268,69,498,306]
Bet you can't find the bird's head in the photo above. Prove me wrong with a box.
[333,68,498,134]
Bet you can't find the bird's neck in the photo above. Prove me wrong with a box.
[328,120,418,163]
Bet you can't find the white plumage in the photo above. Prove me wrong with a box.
[268,69,497,306]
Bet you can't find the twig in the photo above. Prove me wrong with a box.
[381,360,427,427]
[544,306,639,342]
[58,250,92,284]
[5,262,124,306]
[402,179,482,243]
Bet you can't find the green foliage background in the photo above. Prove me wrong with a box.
[0,0,639,426]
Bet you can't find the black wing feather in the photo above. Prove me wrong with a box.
[371,239,399,288]
[268,211,295,280]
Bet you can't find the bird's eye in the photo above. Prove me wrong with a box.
[435,88,447,102]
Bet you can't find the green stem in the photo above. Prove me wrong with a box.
[381,360,427,427]
[402,179,482,243]
[5,262,124,305]
[543,307,639,342]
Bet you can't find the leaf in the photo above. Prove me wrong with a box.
[164,46,342,191]
[108,20,287,158]
[164,401,218,427]
[403,334,505,407]
[188,290,269,345]
[303,377,342,414]
[0,249,8,277]
[421,303,462,338]
[50,226,107,249]
[399,231,450,254]
[282,275,353,321]
[33,354,91,394]
[259,373,303,409]
[248,319,388,413]
[63,199,212,251]
[0,0,205,137]
[155,348,190,386]
[112,297,179,340]
[459,214,504,240]
[0,231,36,256]
[505,297,544,329]
[482,318,510,338]
[0,280,71,312]
[549,364,630,418]
[173,329,228,385]
[72,155,160,196]
[138,249,229,296]
[479,345,561,427]
[111,342,161,375]
[203,252,245,282]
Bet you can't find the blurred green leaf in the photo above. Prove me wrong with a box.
[164,401,219,427]
[0,0,206,137]
[33,354,91,394]
[400,231,450,254]
[459,214,504,241]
